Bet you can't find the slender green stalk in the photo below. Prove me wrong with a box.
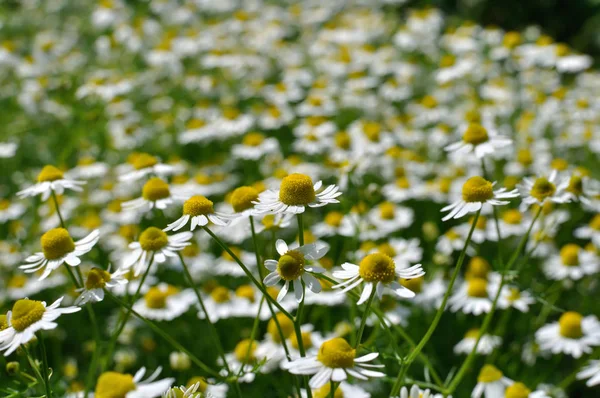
[354,288,376,348]
[390,210,481,396]
[297,213,305,245]
[23,345,47,396]
[51,191,65,228]
[329,380,336,397]
[105,290,221,378]
[38,334,53,398]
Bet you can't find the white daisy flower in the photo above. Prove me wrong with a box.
[165,195,228,232]
[332,252,425,304]
[75,266,129,306]
[502,382,551,398]
[93,367,174,398]
[122,227,192,276]
[17,165,85,201]
[471,365,512,398]
[577,359,600,387]
[119,153,176,182]
[441,176,519,221]
[0,297,81,356]
[219,339,263,383]
[542,244,599,281]
[163,382,201,398]
[232,132,280,160]
[366,202,414,236]
[133,284,196,321]
[20,228,99,280]
[517,170,570,209]
[6,274,65,300]
[535,311,600,358]
[445,123,512,159]
[253,173,341,215]
[564,174,600,211]
[454,329,502,355]
[0,199,26,223]
[66,157,109,180]
[449,277,496,315]
[263,239,329,302]
[497,286,535,313]
[300,382,370,398]
[122,177,184,213]
[282,337,385,388]
[0,142,17,158]
[574,214,600,247]
[397,384,448,398]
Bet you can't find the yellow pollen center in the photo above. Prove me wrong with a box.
[234,339,258,363]
[119,225,138,242]
[467,278,488,298]
[477,365,503,383]
[8,275,28,288]
[517,149,533,166]
[359,253,396,283]
[290,330,312,351]
[559,312,583,338]
[186,377,208,393]
[400,276,423,293]
[507,288,521,302]
[279,173,316,206]
[314,384,344,398]
[131,153,158,170]
[466,257,490,279]
[551,158,569,171]
[86,268,111,290]
[317,338,355,368]
[139,227,169,252]
[144,286,179,309]
[268,313,294,343]
[590,215,600,230]
[560,244,580,266]
[465,328,481,339]
[505,382,531,398]
[0,199,10,210]
[462,123,489,145]
[142,178,170,201]
[462,176,494,203]
[41,228,75,260]
[567,176,583,196]
[0,314,7,331]
[183,195,214,216]
[235,285,255,302]
[363,122,381,142]
[378,243,396,258]
[10,299,46,332]
[335,132,351,149]
[530,178,556,202]
[325,211,343,227]
[230,187,259,213]
[211,287,231,303]
[242,132,265,146]
[95,372,136,398]
[502,210,522,225]
[379,202,396,219]
[396,177,410,189]
[37,165,64,182]
[277,250,305,281]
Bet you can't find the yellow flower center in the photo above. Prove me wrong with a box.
[290,331,313,350]
[363,121,381,142]
[234,339,258,363]
[41,228,75,260]
[359,253,396,283]
[462,123,489,145]
[230,186,259,213]
[0,199,10,210]
[505,382,531,398]
[507,288,521,302]
[400,276,423,293]
[467,278,488,298]
[131,153,158,170]
[142,178,170,201]
[567,175,583,196]
[530,178,556,202]
[503,31,521,48]
[379,202,396,220]
[223,107,240,120]
[279,173,316,206]
[242,132,265,147]
[183,195,214,216]
[221,247,242,261]
[182,242,200,257]
[10,299,46,332]
[477,365,503,383]
[210,287,231,303]
[186,377,208,393]
[396,177,410,189]
[314,383,344,398]
[517,149,533,166]
[95,372,136,398]
[235,285,255,302]
[119,225,138,242]
[325,211,344,227]
[268,313,294,343]
[187,118,206,129]
[559,312,583,339]
[335,132,351,150]
[8,275,28,288]
[378,243,396,258]
[466,257,490,280]
[502,210,522,225]
[560,244,580,266]
[317,338,355,368]
[465,328,481,339]
[277,250,305,281]
[551,158,569,171]
[440,54,456,67]
[139,227,169,252]
[37,165,64,182]
[144,285,179,309]
[421,95,438,109]
[590,215,600,230]
[0,314,8,331]
[462,176,494,203]
[85,268,111,290]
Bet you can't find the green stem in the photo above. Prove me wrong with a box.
[51,191,65,228]
[390,210,481,396]
[354,288,377,348]
[23,345,47,396]
[329,380,337,398]
[105,290,220,378]
[297,213,305,246]
[38,334,53,398]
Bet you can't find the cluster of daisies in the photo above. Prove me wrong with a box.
[1,0,600,397]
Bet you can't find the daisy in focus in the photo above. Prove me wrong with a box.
[164,195,228,231]
[445,123,512,159]
[20,228,99,280]
[517,171,570,209]
[0,297,81,356]
[535,311,600,358]
[332,252,425,304]
[282,337,385,388]
[122,177,183,213]
[254,173,341,215]
[471,364,512,398]
[441,176,519,221]
[17,165,85,201]
[263,239,328,302]
[75,266,129,305]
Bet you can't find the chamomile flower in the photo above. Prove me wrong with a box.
[17,165,85,201]
[442,176,519,221]
[134,284,195,321]
[0,297,81,356]
[577,359,600,387]
[122,177,183,213]
[398,384,447,398]
[445,123,512,159]
[0,199,26,223]
[497,286,535,313]
[517,171,570,209]
[253,173,341,215]
[164,195,228,232]
[163,382,202,398]
[94,367,174,398]
[535,311,600,358]
[503,382,550,398]
[219,339,263,383]
[563,174,600,211]
[75,267,129,306]
[122,227,192,276]
[282,337,385,388]
[472,365,512,398]
[20,228,100,280]
[543,244,599,281]
[263,239,328,302]
[232,132,280,160]
[300,382,371,398]
[450,277,496,315]
[454,329,502,355]
[574,214,600,247]
[332,252,425,304]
